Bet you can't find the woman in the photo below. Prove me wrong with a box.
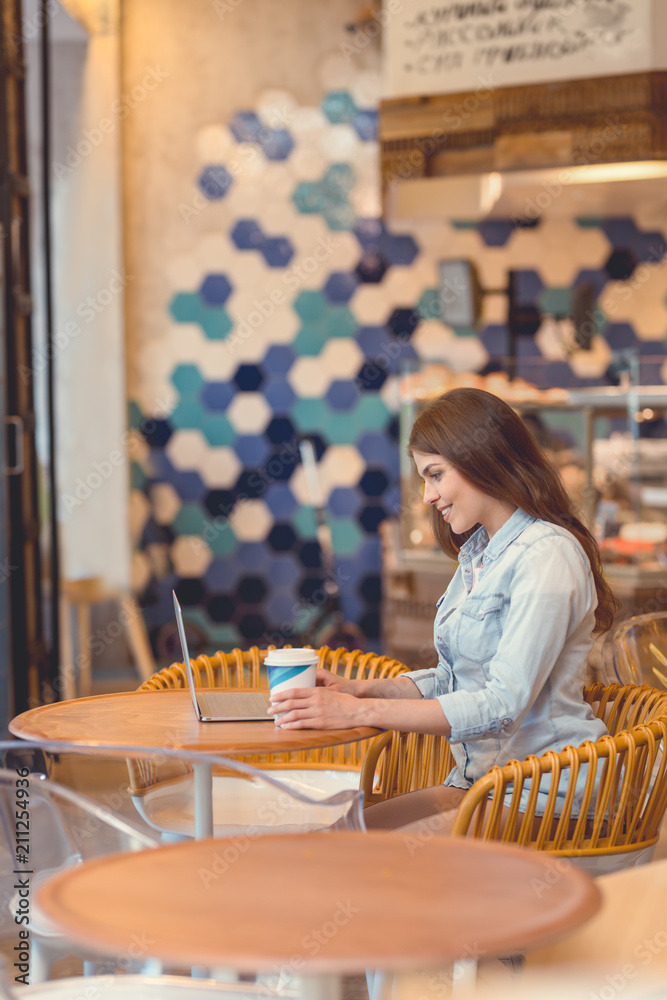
[269,388,618,832]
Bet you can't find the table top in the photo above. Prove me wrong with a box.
[36,832,600,973]
[9,688,380,755]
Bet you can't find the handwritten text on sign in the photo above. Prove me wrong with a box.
[384,0,656,98]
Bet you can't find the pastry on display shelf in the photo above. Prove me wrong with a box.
[400,364,569,405]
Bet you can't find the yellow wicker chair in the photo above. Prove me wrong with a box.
[360,683,667,871]
[608,609,667,689]
[127,645,410,835]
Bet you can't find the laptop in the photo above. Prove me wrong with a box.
[172,591,272,722]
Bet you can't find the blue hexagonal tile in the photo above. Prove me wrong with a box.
[359,469,389,497]
[321,91,357,124]
[323,271,359,304]
[205,558,242,593]
[354,218,386,251]
[170,469,207,502]
[326,379,359,412]
[381,234,419,267]
[231,219,265,251]
[387,308,419,337]
[261,236,295,268]
[329,487,362,517]
[513,270,545,307]
[198,165,233,200]
[603,322,640,350]
[259,129,294,161]
[233,434,271,466]
[266,416,296,444]
[478,219,515,247]
[235,542,267,573]
[263,378,297,413]
[355,251,388,284]
[230,111,262,143]
[601,218,639,248]
[199,273,233,306]
[266,593,298,625]
[200,380,235,411]
[263,345,296,375]
[233,363,264,392]
[352,109,378,142]
[355,360,387,392]
[265,483,297,519]
[141,419,173,449]
[268,523,297,552]
[631,231,667,264]
[573,269,608,298]
[605,249,637,281]
[268,553,301,587]
[479,324,508,356]
[235,470,268,500]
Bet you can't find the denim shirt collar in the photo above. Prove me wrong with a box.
[458,508,535,568]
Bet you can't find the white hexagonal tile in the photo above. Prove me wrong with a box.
[319,125,360,162]
[151,482,182,526]
[201,446,242,489]
[227,392,271,433]
[380,374,401,414]
[193,233,228,272]
[350,70,382,108]
[166,429,209,471]
[288,145,329,182]
[261,304,300,345]
[568,335,612,379]
[171,535,213,577]
[601,266,667,339]
[229,498,272,540]
[259,199,300,235]
[129,489,151,545]
[263,163,295,200]
[197,339,240,381]
[350,183,382,218]
[126,429,150,466]
[318,52,356,91]
[290,106,329,140]
[443,335,489,373]
[319,445,365,490]
[535,317,568,361]
[165,252,202,291]
[224,177,271,217]
[288,357,330,397]
[196,125,234,164]
[320,338,363,378]
[350,284,389,325]
[130,550,152,593]
[256,89,300,129]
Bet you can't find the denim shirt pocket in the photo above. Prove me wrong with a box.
[455,593,504,663]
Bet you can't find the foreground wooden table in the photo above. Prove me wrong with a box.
[37,832,600,977]
[10,690,379,837]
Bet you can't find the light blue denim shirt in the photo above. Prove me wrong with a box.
[405,508,607,813]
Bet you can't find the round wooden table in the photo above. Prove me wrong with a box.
[9,690,379,837]
[36,832,600,980]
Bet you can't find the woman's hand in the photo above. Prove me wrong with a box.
[315,667,364,697]
[269,685,365,730]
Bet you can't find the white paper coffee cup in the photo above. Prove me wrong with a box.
[266,648,319,725]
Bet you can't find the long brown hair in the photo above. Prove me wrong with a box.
[408,387,618,633]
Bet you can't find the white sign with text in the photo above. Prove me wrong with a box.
[383,0,666,98]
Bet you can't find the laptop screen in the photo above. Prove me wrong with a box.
[172,591,201,718]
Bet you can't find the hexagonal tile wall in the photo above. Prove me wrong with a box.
[132,62,667,657]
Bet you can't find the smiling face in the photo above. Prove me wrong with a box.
[412,450,517,539]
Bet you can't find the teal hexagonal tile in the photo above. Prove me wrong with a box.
[322,163,355,196]
[329,516,364,555]
[325,412,358,444]
[291,398,330,433]
[128,400,143,430]
[293,323,327,356]
[321,91,357,125]
[170,397,207,430]
[417,289,443,321]
[206,520,238,557]
[170,292,202,324]
[199,306,233,341]
[292,504,318,539]
[130,461,147,491]
[325,305,357,338]
[292,182,326,214]
[323,203,356,232]
[451,325,479,338]
[451,220,479,231]
[294,290,328,322]
[355,394,390,431]
[575,217,605,229]
[171,364,205,395]
[539,287,572,317]
[173,502,208,536]
[200,412,235,446]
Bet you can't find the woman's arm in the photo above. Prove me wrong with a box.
[316,669,425,700]
[269,679,452,736]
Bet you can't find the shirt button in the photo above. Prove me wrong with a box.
[502,718,511,727]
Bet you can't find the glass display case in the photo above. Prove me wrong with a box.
[397,363,667,609]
